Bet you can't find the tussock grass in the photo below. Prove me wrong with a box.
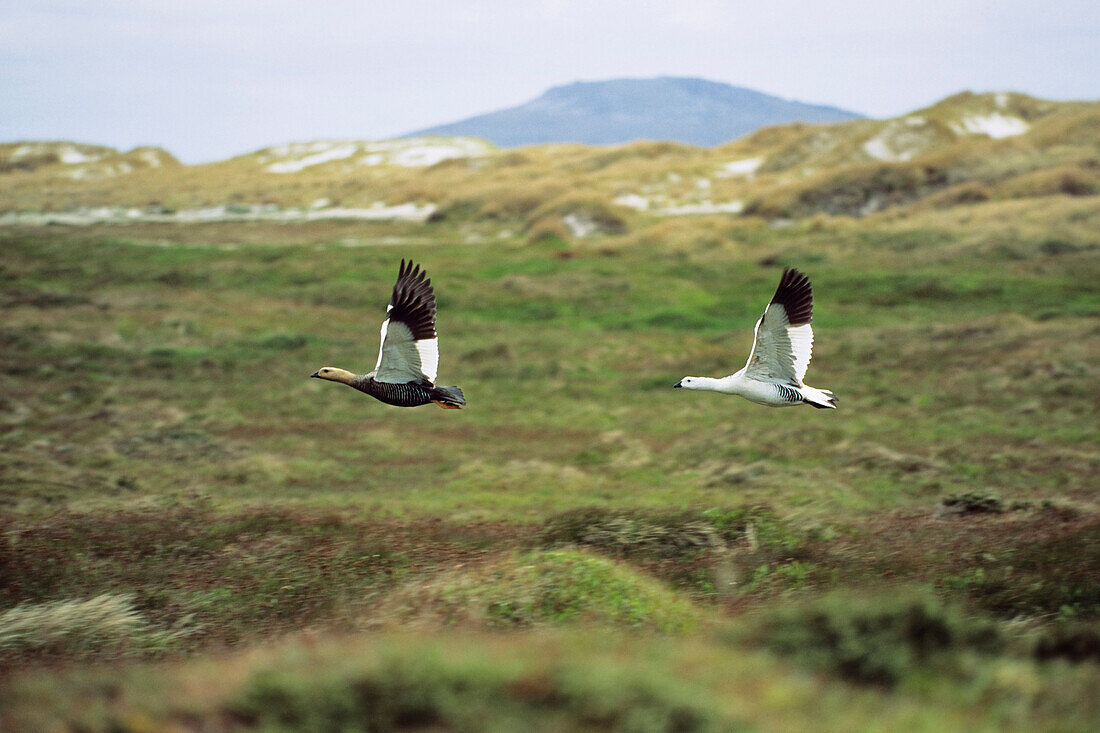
[0,593,189,657]
[537,508,724,558]
[535,506,790,560]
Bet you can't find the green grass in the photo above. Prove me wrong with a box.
[1,215,1097,731]
[3,227,1094,520]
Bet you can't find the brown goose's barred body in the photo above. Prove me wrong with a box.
[351,376,462,409]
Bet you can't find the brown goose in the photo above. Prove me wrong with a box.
[311,260,466,409]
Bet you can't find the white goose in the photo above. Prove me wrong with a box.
[674,268,836,408]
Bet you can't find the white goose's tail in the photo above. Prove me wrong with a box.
[799,385,837,409]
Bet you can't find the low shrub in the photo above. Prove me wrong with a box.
[939,522,1100,619]
[230,643,737,732]
[940,492,1004,515]
[746,589,1003,685]
[1033,621,1100,664]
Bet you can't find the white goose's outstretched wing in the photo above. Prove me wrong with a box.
[742,268,815,384]
[372,260,440,384]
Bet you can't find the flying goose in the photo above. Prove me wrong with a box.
[311,260,466,409]
[674,268,836,408]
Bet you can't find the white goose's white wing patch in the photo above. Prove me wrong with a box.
[743,306,814,384]
[742,269,815,385]
[788,324,813,383]
[373,316,439,384]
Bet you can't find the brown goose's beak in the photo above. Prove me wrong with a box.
[310,371,320,378]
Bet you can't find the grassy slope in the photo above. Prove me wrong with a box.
[1,198,1097,730]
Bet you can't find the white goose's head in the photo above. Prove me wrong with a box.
[674,376,702,390]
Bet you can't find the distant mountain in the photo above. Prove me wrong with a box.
[407,77,863,147]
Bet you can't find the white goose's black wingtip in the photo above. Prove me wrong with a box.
[771,268,814,326]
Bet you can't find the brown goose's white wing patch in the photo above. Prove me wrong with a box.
[743,268,815,384]
[372,260,440,384]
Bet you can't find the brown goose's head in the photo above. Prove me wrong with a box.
[310,367,357,385]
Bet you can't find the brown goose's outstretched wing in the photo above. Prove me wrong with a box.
[372,259,440,384]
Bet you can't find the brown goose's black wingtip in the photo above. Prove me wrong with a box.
[780,267,808,285]
[401,259,423,282]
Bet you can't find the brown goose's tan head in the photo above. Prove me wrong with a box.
[310,367,357,385]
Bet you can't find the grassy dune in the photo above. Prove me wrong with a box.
[1,191,1097,730]
[3,93,1098,228]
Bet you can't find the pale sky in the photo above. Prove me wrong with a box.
[3,1,1097,163]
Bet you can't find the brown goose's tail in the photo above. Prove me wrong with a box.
[430,385,466,409]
